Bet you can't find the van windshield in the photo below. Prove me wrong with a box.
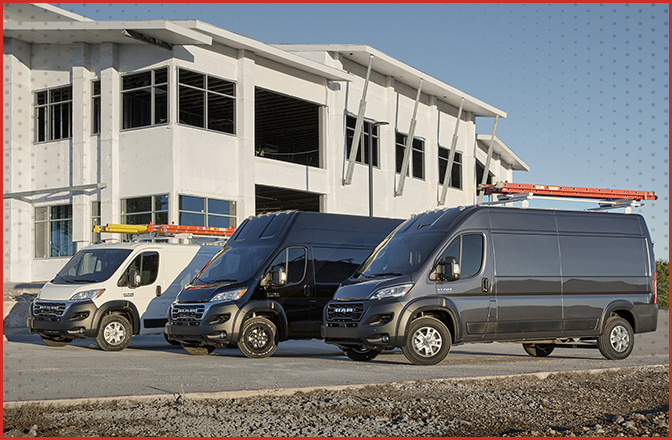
[193,245,275,285]
[357,232,445,278]
[53,249,133,284]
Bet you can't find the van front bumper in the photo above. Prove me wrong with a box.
[166,302,239,346]
[27,300,97,339]
[322,299,404,349]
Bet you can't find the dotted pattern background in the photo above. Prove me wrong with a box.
[57,3,668,258]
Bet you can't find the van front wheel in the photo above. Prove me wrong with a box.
[343,347,381,362]
[95,314,132,351]
[238,317,278,359]
[598,316,634,360]
[402,317,451,366]
[522,343,555,357]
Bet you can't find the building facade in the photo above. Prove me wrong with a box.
[3,4,528,282]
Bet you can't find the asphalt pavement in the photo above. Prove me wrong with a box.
[3,311,668,403]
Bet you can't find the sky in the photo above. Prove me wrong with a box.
[56,2,669,259]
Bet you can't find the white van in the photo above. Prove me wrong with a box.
[27,243,219,351]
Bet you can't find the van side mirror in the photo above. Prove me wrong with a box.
[430,257,460,282]
[261,266,287,288]
[128,269,142,288]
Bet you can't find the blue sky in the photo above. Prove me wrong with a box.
[58,3,669,259]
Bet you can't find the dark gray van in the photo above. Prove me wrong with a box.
[166,211,402,358]
[322,206,658,365]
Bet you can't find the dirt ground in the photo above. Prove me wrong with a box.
[3,365,668,437]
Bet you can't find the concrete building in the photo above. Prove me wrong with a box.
[3,4,528,282]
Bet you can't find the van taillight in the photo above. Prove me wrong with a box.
[653,271,657,304]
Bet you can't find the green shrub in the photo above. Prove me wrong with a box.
[656,260,669,309]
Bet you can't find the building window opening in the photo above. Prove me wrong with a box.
[179,195,237,228]
[438,147,463,189]
[345,115,379,167]
[255,88,321,168]
[476,161,495,186]
[92,80,101,134]
[178,68,236,134]
[122,68,168,129]
[35,204,75,258]
[255,185,321,215]
[395,132,425,180]
[35,86,73,142]
[121,194,168,225]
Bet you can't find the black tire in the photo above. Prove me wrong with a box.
[40,335,74,347]
[163,333,181,346]
[238,317,278,359]
[343,347,381,362]
[180,342,216,355]
[402,316,451,366]
[598,316,634,360]
[522,343,555,357]
[95,314,133,351]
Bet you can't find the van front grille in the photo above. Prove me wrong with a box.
[33,301,67,317]
[326,303,365,322]
[171,304,206,322]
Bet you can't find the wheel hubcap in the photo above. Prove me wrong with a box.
[246,326,269,350]
[104,322,126,345]
[412,326,442,357]
[610,325,630,352]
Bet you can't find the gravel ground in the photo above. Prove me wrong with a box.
[3,365,668,437]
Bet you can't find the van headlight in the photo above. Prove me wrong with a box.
[369,284,413,300]
[69,289,105,301]
[210,288,247,303]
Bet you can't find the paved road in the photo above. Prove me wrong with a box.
[3,311,668,402]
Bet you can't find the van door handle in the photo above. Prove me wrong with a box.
[481,278,490,293]
[304,285,311,297]
[156,285,162,297]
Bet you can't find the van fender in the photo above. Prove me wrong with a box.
[599,300,639,334]
[395,297,462,347]
[89,301,141,337]
[231,300,289,342]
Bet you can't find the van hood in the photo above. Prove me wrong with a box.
[37,282,104,301]
[333,275,413,301]
[177,282,242,303]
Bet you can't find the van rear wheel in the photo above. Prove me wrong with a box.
[238,317,278,359]
[402,317,451,366]
[598,316,634,360]
[181,342,216,355]
[40,335,74,347]
[95,314,132,351]
[343,347,381,362]
[522,343,555,357]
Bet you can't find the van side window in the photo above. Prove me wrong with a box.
[118,252,159,286]
[440,234,484,279]
[314,247,372,284]
[269,247,306,285]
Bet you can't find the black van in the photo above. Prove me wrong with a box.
[322,206,658,365]
[165,211,402,358]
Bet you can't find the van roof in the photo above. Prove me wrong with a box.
[230,211,403,248]
[83,242,215,251]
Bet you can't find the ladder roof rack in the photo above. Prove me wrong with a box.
[479,182,657,213]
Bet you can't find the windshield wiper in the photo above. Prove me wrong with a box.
[53,273,75,283]
[367,272,404,278]
[203,278,238,284]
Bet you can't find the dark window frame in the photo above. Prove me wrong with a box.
[121,67,169,130]
[395,131,425,180]
[345,114,380,168]
[92,80,101,134]
[178,68,236,135]
[438,146,463,189]
[34,85,73,143]
[34,204,76,259]
[178,195,237,229]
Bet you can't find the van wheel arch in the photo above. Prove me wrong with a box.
[91,301,141,336]
[600,302,637,333]
[234,300,289,342]
[403,306,458,346]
